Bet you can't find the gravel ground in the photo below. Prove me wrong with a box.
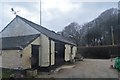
[37,59,119,78]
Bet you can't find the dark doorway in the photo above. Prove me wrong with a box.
[55,42,65,66]
[31,45,39,69]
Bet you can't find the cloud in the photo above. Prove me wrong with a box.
[0,1,118,32]
[1,0,120,2]
[42,0,81,13]
[37,0,82,22]
[0,3,15,31]
[0,2,40,29]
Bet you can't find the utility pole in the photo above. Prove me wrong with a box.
[40,0,42,25]
[111,26,114,45]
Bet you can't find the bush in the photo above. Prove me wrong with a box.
[114,57,120,71]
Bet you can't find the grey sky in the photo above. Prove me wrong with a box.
[0,0,119,32]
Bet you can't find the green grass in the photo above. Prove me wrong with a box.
[1,68,13,78]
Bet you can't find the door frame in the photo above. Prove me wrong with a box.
[31,44,40,69]
[55,41,65,66]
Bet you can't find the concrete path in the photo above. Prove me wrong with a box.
[37,59,119,78]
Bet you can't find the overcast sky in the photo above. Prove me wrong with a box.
[0,0,119,32]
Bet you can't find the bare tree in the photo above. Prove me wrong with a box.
[59,22,81,46]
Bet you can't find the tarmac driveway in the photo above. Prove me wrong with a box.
[37,59,119,78]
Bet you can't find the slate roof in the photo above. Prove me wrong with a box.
[17,16,76,45]
[0,34,40,50]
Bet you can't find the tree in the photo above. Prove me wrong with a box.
[58,8,120,46]
[58,22,81,46]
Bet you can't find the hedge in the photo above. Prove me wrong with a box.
[78,45,120,59]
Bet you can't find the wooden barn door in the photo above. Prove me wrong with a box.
[55,42,65,66]
[31,45,39,69]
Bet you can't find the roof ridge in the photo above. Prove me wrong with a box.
[0,34,40,39]
[17,16,69,39]
[17,15,56,33]
[0,16,17,33]
[16,15,76,45]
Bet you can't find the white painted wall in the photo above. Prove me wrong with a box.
[1,34,51,69]
[1,37,40,69]
[22,37,40,69]
[72,46,77,59]
[51,40,55,65]
[65,44,71,61]
[1,17,40,37]
[40,34,50,67]
[2,50,22,69]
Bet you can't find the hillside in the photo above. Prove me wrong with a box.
[59,8,120,46]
